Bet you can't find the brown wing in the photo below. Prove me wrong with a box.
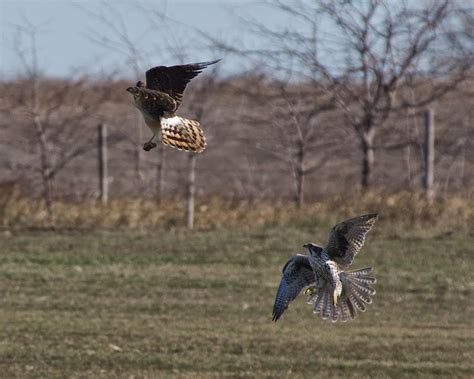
[324,213,378,268]
[145,59,221,106]
[135,87,178,115]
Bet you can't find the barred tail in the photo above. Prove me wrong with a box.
[161,116,206,153]
[307,267,376,322]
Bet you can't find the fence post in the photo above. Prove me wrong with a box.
[186,154,196,229]
[98,123,108,204]
[423,109,434,203]
[156,144,165,205]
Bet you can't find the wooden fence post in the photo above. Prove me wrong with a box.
[98,123,108,204]
[423,109,434,203]
[156,144,165,205]
[186,154,196,229]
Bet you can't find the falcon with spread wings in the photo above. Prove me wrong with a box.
[126,59,221,153]
[272,213,378,322]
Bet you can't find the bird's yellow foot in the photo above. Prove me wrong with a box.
[143,142,157,151]
[333,291,338,305]
[305,286,316,296]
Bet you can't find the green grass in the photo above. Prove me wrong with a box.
[0,225,473,378]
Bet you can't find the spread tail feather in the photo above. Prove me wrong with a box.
[308,267,376,322]
[161,116,206,153]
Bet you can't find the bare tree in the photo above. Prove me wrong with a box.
[8,22,110,223]
[214,0,472,190]
[236,79,337,207]
[80,2,159,182]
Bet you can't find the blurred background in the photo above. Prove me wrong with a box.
[0,1,473,378]
[1,0,472,229]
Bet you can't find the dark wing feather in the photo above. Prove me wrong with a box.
[272,254,315,322]
[324,213,378,268]
[135,87,177,114]
[145,59,221,105]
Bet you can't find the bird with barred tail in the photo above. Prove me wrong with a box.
[272,213,378,322]
[126,59,221,153]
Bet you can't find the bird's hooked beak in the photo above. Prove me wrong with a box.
[126,87,141,98]
[304,286,316,296]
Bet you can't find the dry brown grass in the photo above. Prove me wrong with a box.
[1,184,472,233]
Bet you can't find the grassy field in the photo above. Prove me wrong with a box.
[1,222,473,378]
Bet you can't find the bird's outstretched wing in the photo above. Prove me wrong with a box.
[272,254,315,322]
[145,59,221,106]
[324,213,378,268]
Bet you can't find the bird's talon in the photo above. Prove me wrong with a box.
[143,142,157,151]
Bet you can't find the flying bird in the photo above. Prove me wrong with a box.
[272,213,378,322]
[126,59,221,153]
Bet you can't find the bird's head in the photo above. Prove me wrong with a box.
[126,81,145,97]
[303,243,322,255]
[126,86,139,96]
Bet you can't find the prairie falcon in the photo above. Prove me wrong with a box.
[272,213,378,322]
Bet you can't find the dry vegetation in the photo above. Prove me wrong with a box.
[1,180,472,233]
[1,0,472,219]
[0,76,473,204]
